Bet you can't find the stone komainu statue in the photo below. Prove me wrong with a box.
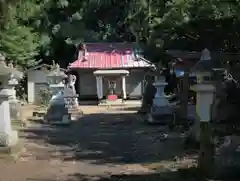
[67,74,77,93]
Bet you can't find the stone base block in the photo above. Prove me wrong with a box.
[153,97,169,107]
[147,106,174,124]
[0,141,23,160]
[50,115,71,125]
[151,105,173,116]
[98,99,125,106]
[0,130,18,147]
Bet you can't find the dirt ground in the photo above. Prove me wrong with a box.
[0,105,196,181]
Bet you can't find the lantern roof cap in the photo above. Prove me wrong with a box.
[191,49,224,73]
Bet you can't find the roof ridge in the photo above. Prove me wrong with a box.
[83,42,137,44]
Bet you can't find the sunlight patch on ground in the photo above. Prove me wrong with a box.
[143,156,197,172]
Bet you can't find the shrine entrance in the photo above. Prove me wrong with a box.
[93,69,129,103]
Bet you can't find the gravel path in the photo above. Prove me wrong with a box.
[0,106,190,181]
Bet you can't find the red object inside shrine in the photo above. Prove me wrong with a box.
[107,94,118,101]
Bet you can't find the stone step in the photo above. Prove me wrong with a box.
[68,109,79,112]
[11,120,27,129]
[34,107,47,112]
[70,110,83,115]
[67,107,80,111]
[32,111,46,117]
[28,116,44,123]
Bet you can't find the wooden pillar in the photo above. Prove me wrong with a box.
[96,76,103,100]
[122,75,126,100]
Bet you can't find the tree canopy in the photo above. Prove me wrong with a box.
[1,0,240,66]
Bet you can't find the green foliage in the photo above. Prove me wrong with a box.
[1,0,240,67]
[0,21,40,66]
[37,88,52,106]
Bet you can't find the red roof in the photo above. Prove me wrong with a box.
[69,43,152,69]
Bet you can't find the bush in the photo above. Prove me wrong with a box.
[38,88,52,106]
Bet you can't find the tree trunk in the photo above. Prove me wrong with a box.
[179,66,190,119]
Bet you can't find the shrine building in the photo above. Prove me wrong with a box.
[68,43,154,102]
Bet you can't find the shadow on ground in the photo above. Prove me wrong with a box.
[22,112,191,165]
[28,167,240,181]
[20,110,240,181]
[79,101,99,106]
[114,107,141,112]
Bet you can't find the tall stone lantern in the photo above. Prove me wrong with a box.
[190,48,222,176]
[0,54,22,147]
[191,49,222,126]
[191,49,216,123]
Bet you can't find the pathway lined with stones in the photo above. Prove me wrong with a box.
[0,106,193,181]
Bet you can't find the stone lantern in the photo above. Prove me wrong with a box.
[0,53,22,147]
[152,75,169,107]
[147,69,172,123]
[190,48,223,175]
[191,49,223,123]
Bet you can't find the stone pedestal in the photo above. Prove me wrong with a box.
[45,85,69,125]
[64,86,81,121]
[0,89,18,147]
